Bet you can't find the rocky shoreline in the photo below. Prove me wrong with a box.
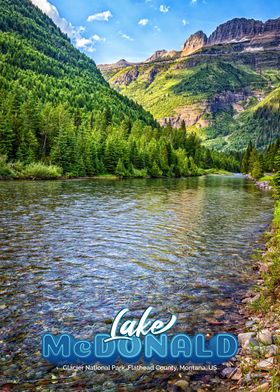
[219,270,280,391]
[212,177,279,391]
[245,174,273,191]
[167,176,279,392]
[166,268,279,392]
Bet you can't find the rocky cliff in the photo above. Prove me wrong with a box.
[145,49,180,63]
[99,17,280,71]
[181,31,208,57]
[207,18,264,45]
[181,17,280,57]
[207,17,280,46]
[145,50,168,62]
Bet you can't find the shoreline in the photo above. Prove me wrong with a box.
[219,179,279,391]
[167,177,279,391]
[0,170,236,182]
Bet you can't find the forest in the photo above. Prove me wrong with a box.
[0,0,239,179]
[241,138,280,180]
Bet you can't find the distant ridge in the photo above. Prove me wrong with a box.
[99,16,280,151]
[99,17,280,68]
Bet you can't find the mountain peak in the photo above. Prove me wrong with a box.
[115,59,131,67]
[145,50,168,62]
[208,17,269,45]
[182,31,207,57]
[145,49,180,63]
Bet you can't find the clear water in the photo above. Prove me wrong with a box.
[0,176,273,390]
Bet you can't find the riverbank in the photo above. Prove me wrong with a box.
[0,157,233,181]
[168,177,279,391]
[222,178,280,391]
[245,174,273,191]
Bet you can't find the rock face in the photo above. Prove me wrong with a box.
[145,50,168,62]
[210,91,248,114]
[145,50,179,63]
[264,17,280,33]
[207,17,280,46]
[179,17,280,58]
[146,67,159,85]
[99,17,280,73]
[98,16,280,140]
[115,59,131,68]
[112,68,139,86]
[182,31,207,57]
[99,59,131,71]
[208,18,263,45]
[158,101,209,128]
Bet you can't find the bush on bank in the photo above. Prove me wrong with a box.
[0,155,63,179]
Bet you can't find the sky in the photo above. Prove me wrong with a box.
[30,0,280,64]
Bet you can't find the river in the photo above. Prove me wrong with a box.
[0,175,274,390]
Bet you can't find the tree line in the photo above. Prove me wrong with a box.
[0,92,239,178]
[241,138,280,180]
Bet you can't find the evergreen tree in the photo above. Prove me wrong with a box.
[251,158,264,180]
[241,142,253,173]
[0,114,15,159]
[116,159,126,178]
[150,161,162,178]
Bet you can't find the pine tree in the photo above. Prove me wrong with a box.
[248,147,258,174]
[252,158,263,180]
[0,114,15,159]
[115,159,126,178]
[241,142,253,174]
[150,161,162,177]
[274,147,280,172]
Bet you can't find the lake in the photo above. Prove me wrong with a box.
[0,175,274,390]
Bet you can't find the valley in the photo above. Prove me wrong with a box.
[99,17,280,151]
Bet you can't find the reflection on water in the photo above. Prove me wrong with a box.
[0,176,273,389]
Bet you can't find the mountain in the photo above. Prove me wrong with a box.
[182,31,207,57]
[207,17,280,46]
[99,17,280,151]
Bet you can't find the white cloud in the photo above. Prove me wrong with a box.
[159,5,169,13]
[30,0,77,38]
[75,37,92,48]
[191,0,197,4]
[182,19,189,26]
[92,34,105,42]
[138,18,149,26]
[30,0,106,53]
[76,34,105,50]
[87,11,112,22]
[154,25,161,32]
[121,34,134,41]
[86,47,96,53]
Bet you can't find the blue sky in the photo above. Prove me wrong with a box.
[31,0,280,64]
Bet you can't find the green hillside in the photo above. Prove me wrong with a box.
[0,0,239,178]
[206,87,280,151]
[103,49,280,151]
